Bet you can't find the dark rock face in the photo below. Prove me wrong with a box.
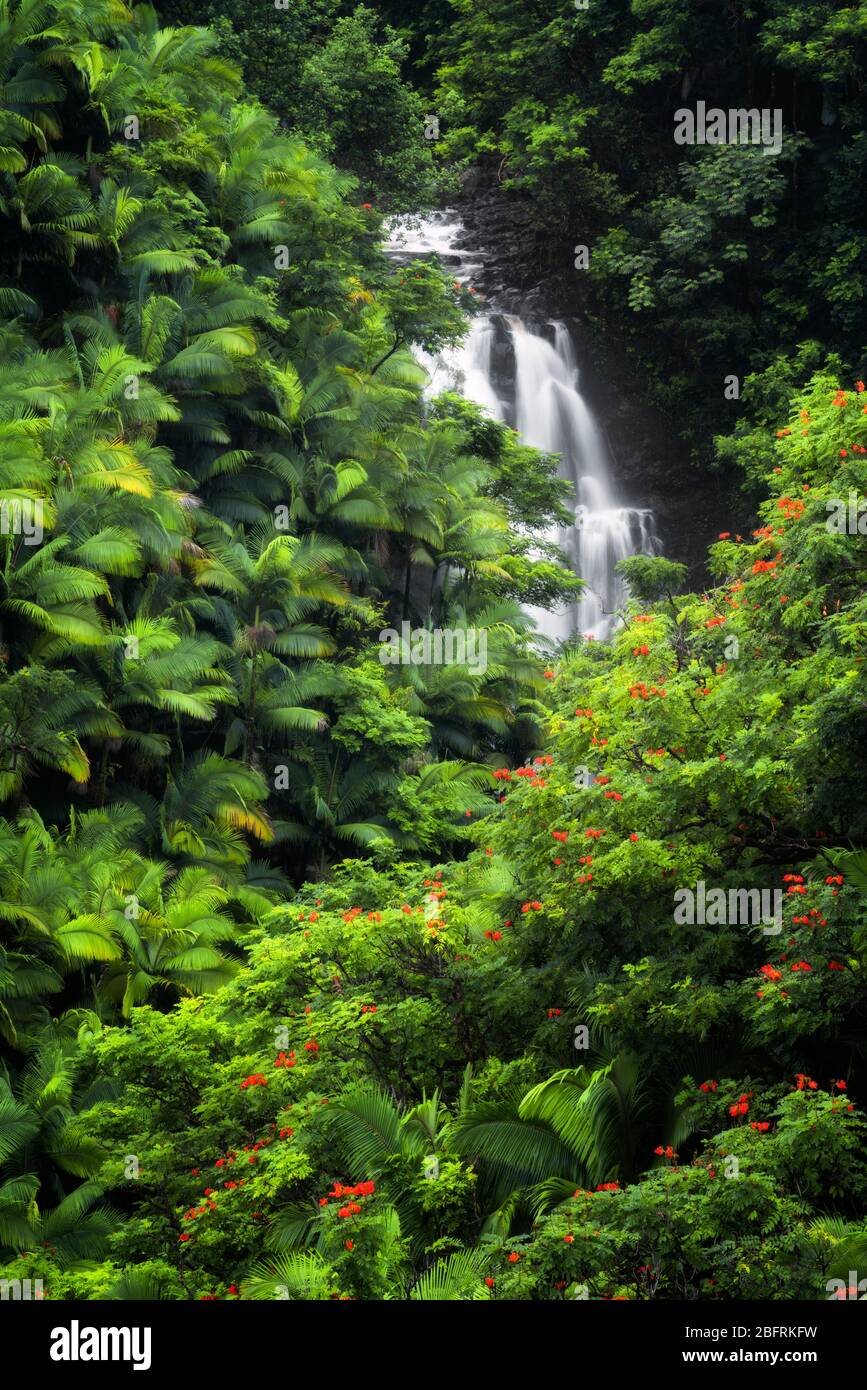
[452,171,751,584]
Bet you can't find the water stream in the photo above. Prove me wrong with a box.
[385,214,658,641]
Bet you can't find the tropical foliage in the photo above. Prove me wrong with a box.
[0,0,865,1303]
[414,0,867,458]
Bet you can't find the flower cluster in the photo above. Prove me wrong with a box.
[320,1179,376,1221]
[628,682,667,699]
[777,496,805,520]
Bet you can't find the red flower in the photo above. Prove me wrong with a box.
[759,964,783,982]
[508,1252,520,1264]
[485,1277,495,1287]
[345,1240,354,1250]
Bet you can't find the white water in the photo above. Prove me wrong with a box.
[385,215,658,641]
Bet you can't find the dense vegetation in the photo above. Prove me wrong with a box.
[422,0,867,459]
[1,0,866,1302]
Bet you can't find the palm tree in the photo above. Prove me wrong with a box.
[159,751,272,864]
[0,1034,118,1262]
[0,666,114,804]
[190,526,349,765]
[0,804,256,1022]
[450,1054,694,1232]
[303,1082,472,1256]
[95,863,241,1015]
[254,1079,494,1299]
[316,1058,685,1242]
[269,746,400,876]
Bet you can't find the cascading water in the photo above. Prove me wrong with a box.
[385,214,658,641]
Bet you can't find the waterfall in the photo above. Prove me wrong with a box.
[385,214,658,642]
